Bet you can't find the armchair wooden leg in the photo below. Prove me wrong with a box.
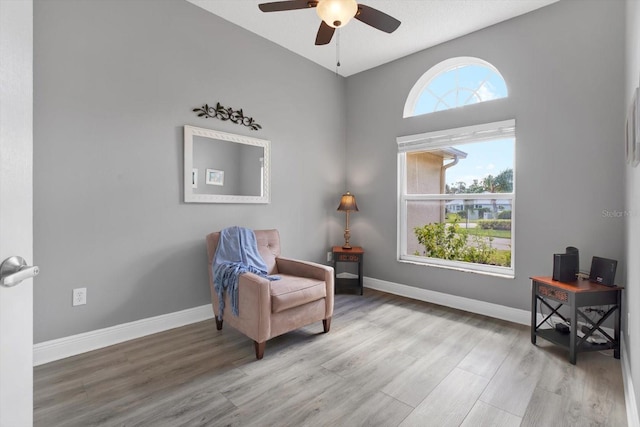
[215,316,223,331]
[254,341,265,360]
[323,317,332,333]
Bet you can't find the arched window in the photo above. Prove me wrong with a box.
[403,57,508,118]
[398,58,514,277]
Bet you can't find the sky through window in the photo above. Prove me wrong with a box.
[413,63,507,115]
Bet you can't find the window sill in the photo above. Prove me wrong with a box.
[398,257,515,279]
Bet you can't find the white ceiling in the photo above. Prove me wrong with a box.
[186,0,558,77]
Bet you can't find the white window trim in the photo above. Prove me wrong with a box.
[397,119,516,152]
[397,119,516,278]
[403,56,508,118]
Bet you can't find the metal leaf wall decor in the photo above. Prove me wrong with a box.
[193,102,262,131]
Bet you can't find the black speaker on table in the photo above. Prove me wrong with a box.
[553,246,579,282]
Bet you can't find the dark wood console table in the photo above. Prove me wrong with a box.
[530,276,622,364]
[332,246,364,295]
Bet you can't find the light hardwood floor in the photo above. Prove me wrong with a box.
[34,290,628,426]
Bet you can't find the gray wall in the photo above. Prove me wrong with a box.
[345,0,625,309]
[33,0,347,342]
[625,0,640,416]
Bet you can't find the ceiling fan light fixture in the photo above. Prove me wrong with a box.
[316,0,358,28]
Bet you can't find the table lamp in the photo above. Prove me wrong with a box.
[337,191,358,249]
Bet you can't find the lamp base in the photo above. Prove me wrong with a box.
[342,216,352,250]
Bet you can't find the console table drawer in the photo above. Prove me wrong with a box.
[538,284,568,302]
[336,253,361,262]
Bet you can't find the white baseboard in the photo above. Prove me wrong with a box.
[622,336,640,427]
[364,276,531,325]
[33,304,214,366]
[364,276,618,335]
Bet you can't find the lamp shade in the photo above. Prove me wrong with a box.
[316,0,358,28]
[337,191,359,212]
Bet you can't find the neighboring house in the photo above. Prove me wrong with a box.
[445,199,512,219]
[406,148,467,255]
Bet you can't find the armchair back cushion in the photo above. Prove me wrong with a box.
[206,229,281,275]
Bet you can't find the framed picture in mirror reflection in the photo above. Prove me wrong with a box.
[206,169,224,186]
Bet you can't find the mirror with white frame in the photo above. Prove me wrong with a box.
[184,125,270,203]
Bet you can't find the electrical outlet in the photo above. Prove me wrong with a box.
[72,288,87,306]
[327,252,333,262]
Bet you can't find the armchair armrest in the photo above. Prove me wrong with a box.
[276,257,334,318]
[276,257,333,281]
[234,272,271,342]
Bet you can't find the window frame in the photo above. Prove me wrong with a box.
[396,119,516,278]
[403,57,508,118]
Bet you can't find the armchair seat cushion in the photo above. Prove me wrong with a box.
[270,274,327,313]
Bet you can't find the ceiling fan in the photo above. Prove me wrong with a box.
[258,0,401,45]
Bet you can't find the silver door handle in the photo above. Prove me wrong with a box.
[0,256,39,288]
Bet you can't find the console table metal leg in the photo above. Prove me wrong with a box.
[614,291,621,359]
[358,258,363,295]
[569,304,577,365]
[531,285,537,345]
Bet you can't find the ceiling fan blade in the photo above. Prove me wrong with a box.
[315,21,335,45]
[355,4,401,33]
[258,0,315,13]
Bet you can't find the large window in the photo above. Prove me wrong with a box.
[397,120,515,277]
[404,57,508,118]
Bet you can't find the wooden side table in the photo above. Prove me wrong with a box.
[332,246,364,295]
[531,276,622,364]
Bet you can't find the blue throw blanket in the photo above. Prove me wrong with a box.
[213,226,279,318]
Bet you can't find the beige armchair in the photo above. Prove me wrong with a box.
[206,229,334,359]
